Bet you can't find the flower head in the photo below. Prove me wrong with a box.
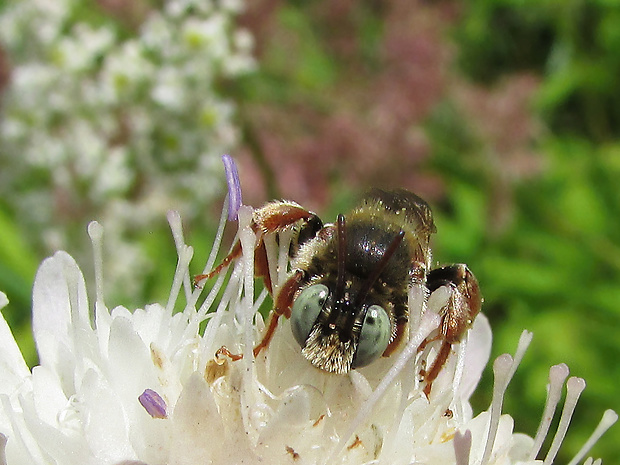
[0,169,616,464]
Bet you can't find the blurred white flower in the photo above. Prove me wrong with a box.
[0,200,615,464]
[0,0,255,300]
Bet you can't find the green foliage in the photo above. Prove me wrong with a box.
[0,203,38,365]
[428,127,620,461]
[456,0,620,141]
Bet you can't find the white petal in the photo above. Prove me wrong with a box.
[169,372,230,464]
[32,252,90,370]
[466,411,517,464]
[0,303,30,395]
[459,313,493,401]
[508,432,535,462]
[30,366,68,426]
[81,369,137,462]
[20,390,88,464]
[107,315,154,402]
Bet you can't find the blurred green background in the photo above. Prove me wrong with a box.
[0,0,618,462]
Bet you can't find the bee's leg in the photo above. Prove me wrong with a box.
[216,346,243,362]
[422,264,482,398]
[385,264,427,357]
[194,241,242,286]
[194,239,274,291]
[383,319,407,357]
[253,269,306,357]
[215,270,306,363]
[427,264,482,343]
[254,240,273,294]
[253,201,321,239]
[383,306,408,357]
[194,201,321,288]
[422,340,452,398]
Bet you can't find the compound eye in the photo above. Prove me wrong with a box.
[291,284,329,346]
[352,305,391,368]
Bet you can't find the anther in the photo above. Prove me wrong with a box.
[138,389,167,419]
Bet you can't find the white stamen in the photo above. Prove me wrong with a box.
[237,205,256,369]
[190,196,234,329]
[454,429,472,465]
[386,283,434,454]
[567,409,618,465]
[544,377,587,465]
[583,458,602,465]
[408,280,429,331]
[166,211,196,314]
[452,332,468,403]
[166,210,193,306]
[222,154,243,221]
[203,194,231,277]
[167,210,185,258]
[87,221,105,310]
[251,288,269,317]
[200,261,244,357]
[190,194,234,318]
[529,363,570,460]
[481,331,533,464]
[481,353,513,465]
[508,330,533,382]
[237,205,260,443]
[166,243,194,315]
[380,284,428,460]
[196,267,231,321]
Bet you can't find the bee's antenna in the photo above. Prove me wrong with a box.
[354,230,405,309]
[335,214,347,305]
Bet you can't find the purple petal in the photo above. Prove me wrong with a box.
[222,154,242,221]
[139,389,167,419]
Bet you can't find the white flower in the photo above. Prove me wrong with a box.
[0,198,615,464]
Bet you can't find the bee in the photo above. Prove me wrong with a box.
[196,189,482,396]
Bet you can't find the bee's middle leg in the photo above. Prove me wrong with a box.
[253,269,306,357]
[421,264,482,397]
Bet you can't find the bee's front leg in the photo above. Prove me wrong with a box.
[194,201,321,292]
[253,269,307,357]
[422,264,482,398]
[215,269,307,363]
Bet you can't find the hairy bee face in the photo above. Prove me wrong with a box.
[289,202,413,374]
[290,281,393,374]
